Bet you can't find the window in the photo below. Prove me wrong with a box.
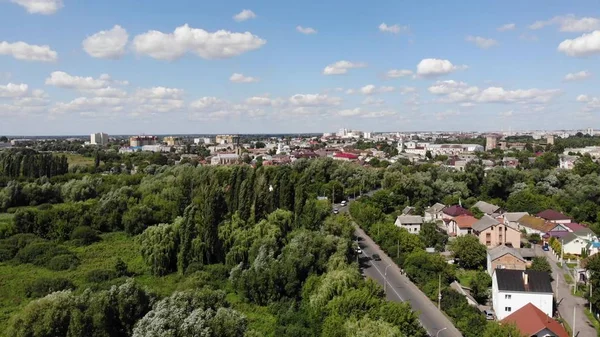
[504,294,511,299]
[505,307,512,312]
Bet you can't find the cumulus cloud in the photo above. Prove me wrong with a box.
[337,108,362,117]
[289,93,342,106]
[385,69,413,78]
[558,30,600,56]
[0,83,30,98]
[296,26,317,34]
[497,23,516,32]
[361,97,384,106]
[577,94,590,102]
[357,85,395,95]
[0,41,57,62]
[233,9,256,22]
[576,94,600,112]
[245,96,274,106]
[530,15,600,32]
[134,87,184,100]
[230,73,259,83]
[399,86,417,94]
[82,25,129,59]
[564,70,591,81]
[378,23,409,34]
[466,36,498,49]
[336,107,396,118]
[132,24,266,61]
[10,0,62,15]
[45,71,113,89]
[416,58,466,78]
[428,80,561,104]
[323,60,367,75]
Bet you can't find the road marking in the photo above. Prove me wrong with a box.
[361,250,405,301]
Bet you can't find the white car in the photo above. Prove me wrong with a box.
[356,247,362,254]
[340,200,347,206]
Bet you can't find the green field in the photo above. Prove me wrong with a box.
[64,153,95,168]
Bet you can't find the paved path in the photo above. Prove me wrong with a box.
[541,245,596,337]
[355,225,462,337]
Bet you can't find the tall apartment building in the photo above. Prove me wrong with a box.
[90,133,109,146]
[485,135,498,151]
[130,135,157,147]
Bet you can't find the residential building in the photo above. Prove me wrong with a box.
[486,135,498,151]
[163,136,182,146]
[536,209,572,224]
[502,212,529,230]
[473,214,521,248]
[492,269,553,320]
[394,215,424,234]
[424,203,445,222]
[401,206,416,215]
[215,135,240,145]
[546,134,555,146]
[442,205,472,221]
[562,228,598,255]
[333,152,359,161]
[130,135,157,147]
[210,153,240,165]
[194,137,212,145]
[447,214,478,237]
[487,245,527,275]
[517,215,554,235]
[501,303,568,337]
[90,132,108,145]
[473,200,503,216]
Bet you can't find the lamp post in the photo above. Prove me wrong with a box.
[384,264,392,294]
[436,327,447,337]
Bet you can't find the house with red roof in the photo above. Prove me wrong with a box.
[501,303,568,337]
[333,152,359,161]
[537,209,572,224]
[442,205,472,221]
[446,214,478,237]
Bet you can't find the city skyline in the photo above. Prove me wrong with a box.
[1,0,600,135]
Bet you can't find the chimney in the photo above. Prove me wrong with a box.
[523,272,529,285]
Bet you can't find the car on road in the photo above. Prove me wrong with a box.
[484,309,495,320]
[356,247,362,254]
[372,253,381,261]
[340,200,347,206]
[542,244,549,251]
[333,208,339,214]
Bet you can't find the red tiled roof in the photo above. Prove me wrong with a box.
[565,223,586,231]
[333,152,359,159]
[443,205,472,217]
[537,209,572,221]
[454,214,478,229]
[502,303,568,337]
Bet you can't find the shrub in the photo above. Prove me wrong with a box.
[86,269,118,283]
[25,277,75,298]
[114,258,129,277]
[70,226,100,246]
[47,254,80,271]
[15,242,69,266]
[0,233,44,262]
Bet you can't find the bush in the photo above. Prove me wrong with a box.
[70,226,100,246]
[25,277,75,298]
[47,254,80,271]
[14,242,70,266]
[114,258,129,277]
[86,269,118,283]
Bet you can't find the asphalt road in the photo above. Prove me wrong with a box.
[336,199,462,337]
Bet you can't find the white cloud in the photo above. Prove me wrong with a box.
[530,15,600,32]
[132,24,266,61]
[576,94,600,112]
[0,41,57,62]
[416,58,466,78]
[399,86,417,94]
[289,93,342,106]
[296,26,317,34]
[230,73,259,83]
[352,85,396,95]
[500,110,514,117]
[577,94,590,102]
[336,107,396,118]
[558,30,600,57]
[82,25,129,59]
[564,70,591,81]
[385,69,413,78]
[51,97,125,115]
[466,36,498,49]
[378,23,409,34]
[362,97,384,106]
[323,60,367,75]
[360,85,376,95]
[134,87,184,100]
[83,87,128,98]
[45,71,112,89]
[10,0,62,15]
[337,108,362,117]
[233,9,256,22]
[245,96,274,106]
[497,23,516,32]
[189,97,225,111]
[428,80,561,104]
[435,110,460,120]
[0,83,29,98]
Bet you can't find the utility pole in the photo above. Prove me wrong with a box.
[397,239,400,258]
[438,273,442,310]
[556,271,559,299]
[573,306,576,337]
[590,281,593,313]
[561,239,564,264]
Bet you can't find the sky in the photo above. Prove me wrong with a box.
[1,0,600,135]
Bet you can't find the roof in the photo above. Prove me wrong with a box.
[562,232,580,245]
[488,245,525,262]
[574,227,596,237]
[472,214,501,232]
[473,201,501,215]
[402,206,415,215]
[494,269,553,293]
[517,248,536,258]
[536,209,572,221]
[518,215,554,232]
[425,203,446,213]
[443,205,472,217]
[501,303,568,337]
[333,152,359,159]
[454,214,478,229]
[396,215,423,225]
[546,231,571,239]
[503,212,529,222]
[565,223,587,231]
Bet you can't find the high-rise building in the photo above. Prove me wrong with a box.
[90,133,109,146]
[163,136,182,146]
[485,135,498,151]
[546,135,555,145]
[130,135,157,147]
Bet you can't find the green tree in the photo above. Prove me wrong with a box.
[483,322,525,337]
[573,154,600,176]
[530,256,552,274]
[449,235,487,269]
[469,271,491,304]
[137,223,179,276]
[419,222,448,252]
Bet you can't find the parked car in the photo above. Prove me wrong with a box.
[340,200,347,206]
[484,309,495,320]
[372,253,381,261]
[356,247,362,254]
[542,244,549,251]
[333,208,339,214]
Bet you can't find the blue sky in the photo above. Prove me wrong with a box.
[1,0,600,135]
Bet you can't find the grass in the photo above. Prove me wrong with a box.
[456,269,478,287]
[64,153,95,168]
[564,273,574,284]
[567,262,578,268]
[584,309,600,337]
[0,213,14,238]
[557,262,563,268]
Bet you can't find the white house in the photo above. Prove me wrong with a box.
[559,155,578,170]
[562,228,598,256]
[492,269,553,320]
[394,215,424,234]
[502,212,529,229]
[424,203,445,222]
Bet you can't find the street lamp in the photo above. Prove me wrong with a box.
[384,264,392,293]
[436,327,447,337]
